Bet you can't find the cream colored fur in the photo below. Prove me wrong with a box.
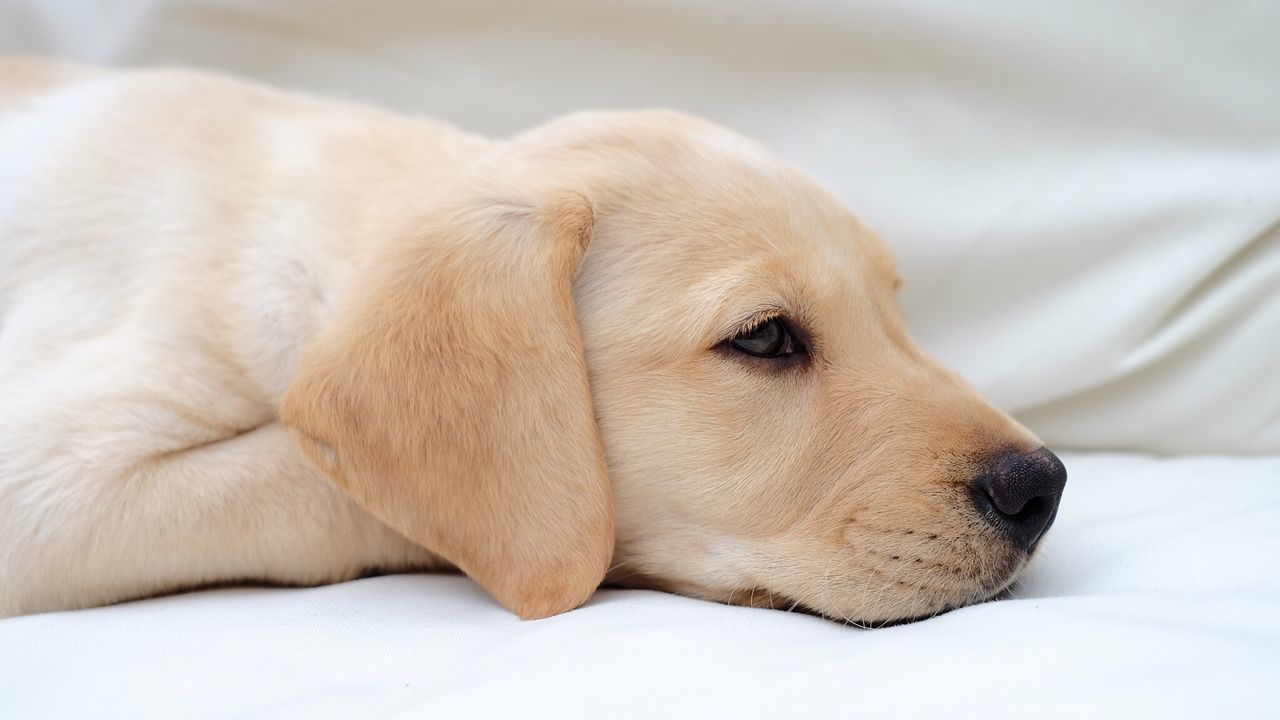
[0,58,1044,623]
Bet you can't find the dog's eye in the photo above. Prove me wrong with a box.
[730,317,801,358]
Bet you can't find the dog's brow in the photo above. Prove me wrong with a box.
[723,306,790,338]
[687,268,791,340]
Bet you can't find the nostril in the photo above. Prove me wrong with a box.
[1005,496,1049,528]
[982,481,1035,517]
[972,447,1067,550]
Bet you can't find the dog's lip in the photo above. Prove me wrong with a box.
[843,574,1022,629]
[608,531,1032,625]
[857,606,958,628]
[821,547,1030,627]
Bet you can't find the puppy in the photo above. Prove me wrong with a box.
[0,58,1065,624]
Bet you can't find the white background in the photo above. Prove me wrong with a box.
[4,0,1277,453]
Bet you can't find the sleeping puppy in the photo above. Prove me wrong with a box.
[0,58,1066,624]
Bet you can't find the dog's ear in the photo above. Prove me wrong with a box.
[280,186,612,620]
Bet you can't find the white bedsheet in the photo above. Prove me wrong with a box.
[4,453,1279,718]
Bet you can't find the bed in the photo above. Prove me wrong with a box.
[2,1,1277,716]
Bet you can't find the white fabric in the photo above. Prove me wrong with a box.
[3,453,1279,718]
[2,0,1277,454]
[2,2,1279,717]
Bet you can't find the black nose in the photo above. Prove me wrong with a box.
[971,447,1066,551]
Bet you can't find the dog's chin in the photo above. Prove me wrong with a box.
[806,552,1031,628]
[721,548,1031,628]
[848,575,1024,628]
[605,543,1032,627]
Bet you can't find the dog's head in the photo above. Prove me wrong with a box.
[282,111,1066,624]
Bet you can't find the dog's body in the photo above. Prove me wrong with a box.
[1,58,1065,623]
[1,59,453,616]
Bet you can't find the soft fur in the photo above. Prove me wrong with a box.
[1,58,1051,623]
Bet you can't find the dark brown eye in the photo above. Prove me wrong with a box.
[730,317,800,358]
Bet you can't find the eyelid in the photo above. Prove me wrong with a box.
[722,308,787,342]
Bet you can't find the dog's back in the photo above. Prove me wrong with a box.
[0,59,460,616]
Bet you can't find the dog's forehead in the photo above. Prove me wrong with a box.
[643,189,893,344]
[525,111,890,276]
[566,112,900,316]
[672,125,889,276]
[663,149,892,291]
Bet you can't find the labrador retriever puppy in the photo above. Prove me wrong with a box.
[0,58,1066,624]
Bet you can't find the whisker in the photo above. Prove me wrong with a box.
[606,557,641,574]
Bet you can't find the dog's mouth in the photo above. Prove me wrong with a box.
[712,543,1031,627]
[604,521,1038,626]
[866,573,1030,628]
[720,585,980,628]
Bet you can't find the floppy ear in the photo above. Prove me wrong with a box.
[280,188,612,619]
